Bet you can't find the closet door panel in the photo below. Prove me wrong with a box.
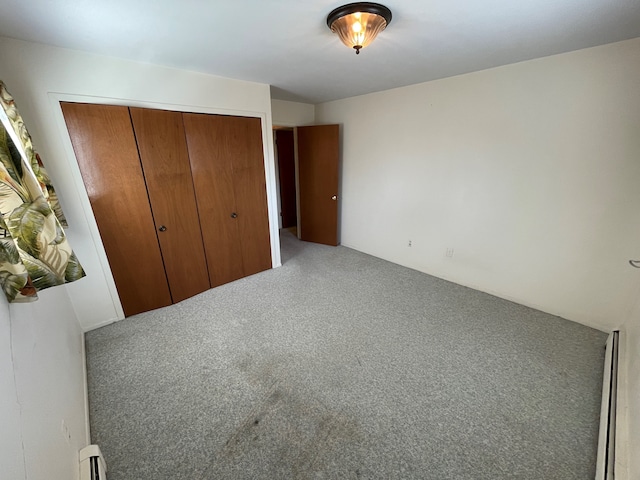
[234,168,272,275]
[60,102,172,317]
[182,113,244,287]
[231,117,272,276]
[129,107,210,303]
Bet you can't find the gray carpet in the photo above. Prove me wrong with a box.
[85,230,606,480]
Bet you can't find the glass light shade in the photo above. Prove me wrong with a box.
[329,11,389,54]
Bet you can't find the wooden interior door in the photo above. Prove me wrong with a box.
[275,129,297,229]
[296,125,340,246]
[61,102,172,316]
[129,107,210,303]
[183,113,271,286]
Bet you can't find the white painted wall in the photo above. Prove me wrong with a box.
[315,38,640,332]
[0,36,280,331]
[0,291,88,480]
[0,298,25,480]
[271,99,315,126]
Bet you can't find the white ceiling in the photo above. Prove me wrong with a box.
[1,0,639,104]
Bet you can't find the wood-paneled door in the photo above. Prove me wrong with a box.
[183,113,272,287]
[61,102,172,316]
[129,107,210,303]
[297,125,340,246]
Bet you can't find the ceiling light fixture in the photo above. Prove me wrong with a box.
[327,2,392,55]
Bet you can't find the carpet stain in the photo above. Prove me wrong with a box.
[203,360,363,479]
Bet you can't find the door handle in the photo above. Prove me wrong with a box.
[158,225,167,232]
[230,212,238,219]
[331,195,337,201]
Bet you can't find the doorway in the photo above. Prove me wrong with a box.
[274,128,297,235]
[273,124,340,256]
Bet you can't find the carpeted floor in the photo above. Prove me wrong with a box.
[85,230,606,480]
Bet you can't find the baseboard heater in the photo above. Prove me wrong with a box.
[595,330,619,480]
[80,445,107,480]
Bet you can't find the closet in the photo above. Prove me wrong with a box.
[61,102,272,317]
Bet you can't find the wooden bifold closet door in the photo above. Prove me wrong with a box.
[61,103,174,316]
[61,102,272,317]
[183,113,272,287]
[128,107,210,303]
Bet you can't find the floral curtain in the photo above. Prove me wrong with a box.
[0,81,85,303]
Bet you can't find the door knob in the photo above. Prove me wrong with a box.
[230,212,238,219]
[331,195,337,200]
[158,225,167,232]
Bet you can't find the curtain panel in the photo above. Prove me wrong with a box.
[0,81,85,303]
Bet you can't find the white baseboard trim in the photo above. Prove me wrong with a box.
[82,317,120,333]
[81,331,91,447]
[614,329,629,480]
[596,330,628,480]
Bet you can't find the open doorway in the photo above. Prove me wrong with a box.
[274,128,298,229]
[273,124,340,256]
[273,127,297,236]
[273,126,301,264]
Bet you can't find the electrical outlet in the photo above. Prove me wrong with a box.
[445,247,454,258]
[408,240,412,247]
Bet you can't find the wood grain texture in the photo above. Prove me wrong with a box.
[183,113,245,286]
[297,125,340,246]
[231,117,272,276]
[183,114,271,284]
[275,129,297,229]
[130,107,211,303]
[61,102,172,316]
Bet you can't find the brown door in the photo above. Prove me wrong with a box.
[231,117,273,277]
[129,107,210,303]
[275,129,297,228]
[61,102,172,316]
[296,125,340,246]
[183,113,272,287]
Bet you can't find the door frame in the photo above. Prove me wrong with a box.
[273,125,302,239]
[50,92,282,324]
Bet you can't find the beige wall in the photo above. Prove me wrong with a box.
[0,291,87,480]
[271,99,315,126]
[0,299,26,479]
[316,38,640,332]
